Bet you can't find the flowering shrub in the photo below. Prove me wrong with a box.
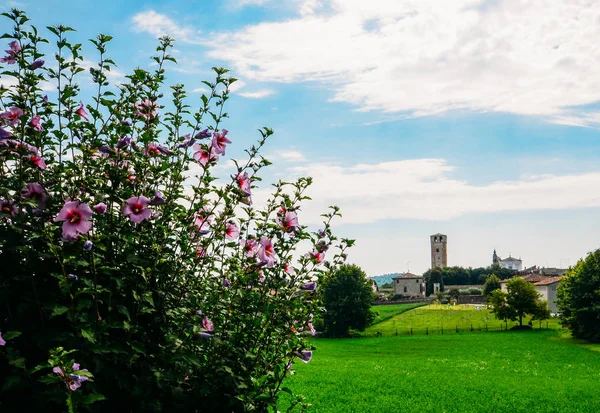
[0,10,352,412]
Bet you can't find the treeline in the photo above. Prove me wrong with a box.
[423,264,513,296]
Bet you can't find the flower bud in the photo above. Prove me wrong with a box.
[93,203,107,214]
[30,59,45,69]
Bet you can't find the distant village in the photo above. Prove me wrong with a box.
[371,233,567,313]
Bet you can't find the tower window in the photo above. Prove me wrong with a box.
[436,248,439,252]
[403,286,407,293]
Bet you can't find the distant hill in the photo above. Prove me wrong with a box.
[369,273,402,286]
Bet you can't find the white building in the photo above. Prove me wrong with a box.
[392,273,426,297]
[499,255,523,271]
[533,277,562,313]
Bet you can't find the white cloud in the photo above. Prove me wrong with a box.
[238,89,275,98]
[250,158,600,225]
[299,0,322,16]
[279,151,305,161]
[0,1,24,11]
[229,79,246,92]
[39,80,57,92]
[131,11,202,44]
[79,60,126,82]
[234,0,271,6]
[0,76,17,89]
[192,87,209,93]
[204,0,600,125]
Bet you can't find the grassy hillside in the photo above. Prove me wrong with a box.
[280,330,600,412]
[370,303,428,325]
[365,304,561,336]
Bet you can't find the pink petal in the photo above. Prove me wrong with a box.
[78,203,93,219]
[62,222,80,238]
[54,201,78,222]
[141,209,152,220]
[76,220,92,234]
[137,196,151,207]
[130,213,144,224]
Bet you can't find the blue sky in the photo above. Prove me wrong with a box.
[5,0,600,275]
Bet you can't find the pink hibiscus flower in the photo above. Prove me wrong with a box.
[122,196,152,224]
[54,201,93,240]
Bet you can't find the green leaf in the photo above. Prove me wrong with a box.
[255,394,274,402]
[3,331,21,340]
[50,306,70,318]
[80,329,96,343]
[83,393,107,405]
[9,357,26,369]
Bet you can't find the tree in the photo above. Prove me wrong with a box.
[489,277,549,326]
[490,263,515,280]
[531,300,551,323]
[380,282,393,289]
[489,289,516,322]
[322,264,376,337]
[424,267,444,296]
[557,249,600,342]
[483,274,501,299]
[448,288,460,300]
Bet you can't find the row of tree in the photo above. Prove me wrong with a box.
[378,265,512,291]
[423,264,514,295]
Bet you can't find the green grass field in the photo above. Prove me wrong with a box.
[370,303,428,325]
[280,330,600,412]
[365,304,561,336]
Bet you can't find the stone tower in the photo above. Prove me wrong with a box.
[430,233,448,268]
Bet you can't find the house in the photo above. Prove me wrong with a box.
[392,273,426,297]
[500,274,563,313]
[533,276,562,313]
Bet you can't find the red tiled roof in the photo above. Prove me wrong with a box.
[500,274,549,284]
[533,276,563,286]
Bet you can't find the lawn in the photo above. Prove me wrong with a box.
[365,303,561,336]
[370,302,428,325]
[279,330,600,412]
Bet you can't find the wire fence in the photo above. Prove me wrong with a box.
[348,320,559,339]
